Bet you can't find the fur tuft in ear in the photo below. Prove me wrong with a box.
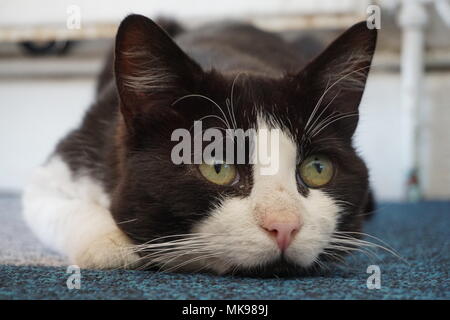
[298,21,377,138]
[114,14,203,122]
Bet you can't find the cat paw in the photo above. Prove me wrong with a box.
[72,230,140,269]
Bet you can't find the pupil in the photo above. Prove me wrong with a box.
[313,161,323,174]
[214,163,222,174]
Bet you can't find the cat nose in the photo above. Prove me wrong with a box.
[262,221,302,251]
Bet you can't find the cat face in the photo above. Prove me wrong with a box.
[111,15,377,276]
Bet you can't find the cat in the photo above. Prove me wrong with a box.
[23,14,377,276]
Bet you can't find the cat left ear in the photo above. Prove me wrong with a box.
[114,14,203,123]
[298,21,377,138]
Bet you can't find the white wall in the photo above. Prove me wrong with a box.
[355,73,405,200]
[0,78,95,192]
[420,75,450,199]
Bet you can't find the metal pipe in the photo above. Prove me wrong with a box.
[398,0,428,201]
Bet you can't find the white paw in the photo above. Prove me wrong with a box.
[72,230,140,269]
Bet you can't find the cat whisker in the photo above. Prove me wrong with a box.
[333,231,397,252]
[334,199,358,208]
[321,250,366,273]
[311,113,359,138]
[307,110,341,137]
[190,114,230,131]
[172,94,232,129]
[329,235,408,264]
[122,242,207,268]
[139,246,211,270]
[132,241,209,255]
[159,252,225,273]
[133,249,196,271]
[131,232,217,247]
[304,78,331,132]
[229,72,243,130]
[320,249,349,266]
[305,89,341,137]
[312,255,332,272]
[137,242,219,271]
[303,64,374,142]
[326,243,380,261]
[126,233,230,270]
[116,218,138,225]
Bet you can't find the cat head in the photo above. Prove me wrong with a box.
[111,14,377,276]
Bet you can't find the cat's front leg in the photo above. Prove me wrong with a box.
[23,156,141,270]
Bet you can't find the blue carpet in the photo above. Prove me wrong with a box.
[0,202,449,299]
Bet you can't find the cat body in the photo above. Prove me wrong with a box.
[23,15,376,276]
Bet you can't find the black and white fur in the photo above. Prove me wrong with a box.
[23,15,376,276]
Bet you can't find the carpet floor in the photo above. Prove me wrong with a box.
[0,195,448,299]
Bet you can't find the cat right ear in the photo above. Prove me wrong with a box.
[296,21,377,138]
[114,14,203,124]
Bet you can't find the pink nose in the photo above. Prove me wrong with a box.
[262,222,301,251]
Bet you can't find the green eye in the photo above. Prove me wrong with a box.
[198,162,237,185]
[299,155,334,188]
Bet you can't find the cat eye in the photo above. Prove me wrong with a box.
[198,162,238,186]
[298,154,334,188]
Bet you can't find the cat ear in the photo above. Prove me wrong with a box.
[299,21,377,138]
[114,14,203,123]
